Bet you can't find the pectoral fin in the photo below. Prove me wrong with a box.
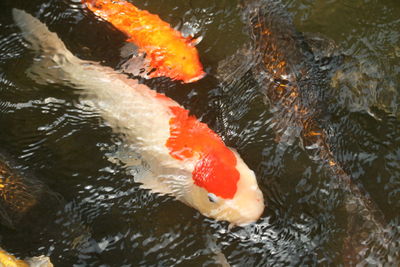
[118,42,154,78]
[135,170,174,196]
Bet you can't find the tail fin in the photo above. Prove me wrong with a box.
[12,9,77,85]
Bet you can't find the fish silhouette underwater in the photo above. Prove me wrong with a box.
[0,151,59,229]
[82,0,205,83]
[0,152,57,266]
[217,0,393,263]
[11,9,264,226]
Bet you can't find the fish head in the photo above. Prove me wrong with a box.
[184,149,265,226]
[166,106,263,225]
[151,43,206,83]
[171,49,205,83]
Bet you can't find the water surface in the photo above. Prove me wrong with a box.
[0,0,399,265]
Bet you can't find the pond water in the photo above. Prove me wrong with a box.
[0,0,399,265]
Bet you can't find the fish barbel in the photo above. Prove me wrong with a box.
[12,9,264,226]
[82,0,205,83]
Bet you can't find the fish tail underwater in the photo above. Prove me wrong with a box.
[11,9,78,86]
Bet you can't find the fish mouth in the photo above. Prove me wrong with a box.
[210,195,264,226]
[183,71,206,83]
[234,203,264,226]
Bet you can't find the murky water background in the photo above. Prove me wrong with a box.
[0,0,399,265]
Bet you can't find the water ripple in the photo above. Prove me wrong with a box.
[0,0,398,265]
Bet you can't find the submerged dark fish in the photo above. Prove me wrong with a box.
[0,153,57,265]
[0,154,40,228]
[234,0,393,263]
[0,151,59,229]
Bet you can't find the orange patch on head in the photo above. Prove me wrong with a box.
[166,106,239,199]
[192,152,239,199]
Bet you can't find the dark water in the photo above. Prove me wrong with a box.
[0,0,399,266]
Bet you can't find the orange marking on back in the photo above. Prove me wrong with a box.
[166,106,239,199]
[82,0,205,83]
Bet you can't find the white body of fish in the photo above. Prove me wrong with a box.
[12,9,264,226]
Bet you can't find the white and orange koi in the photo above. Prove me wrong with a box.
[12,9,264,225]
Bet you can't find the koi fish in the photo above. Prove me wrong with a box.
[0,248,53,267]
[237,0,391,261]
[0,152,47,229]
[82,0,205,83]
[12,9,264,226]
[0,248,28,267]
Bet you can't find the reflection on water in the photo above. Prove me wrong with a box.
[0,0,399,265]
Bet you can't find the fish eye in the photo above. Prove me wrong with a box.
[207,193,219,203]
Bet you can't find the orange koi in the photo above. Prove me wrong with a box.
[0,249,29,267]
[0,248,53,267]
[82,0,205,83]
